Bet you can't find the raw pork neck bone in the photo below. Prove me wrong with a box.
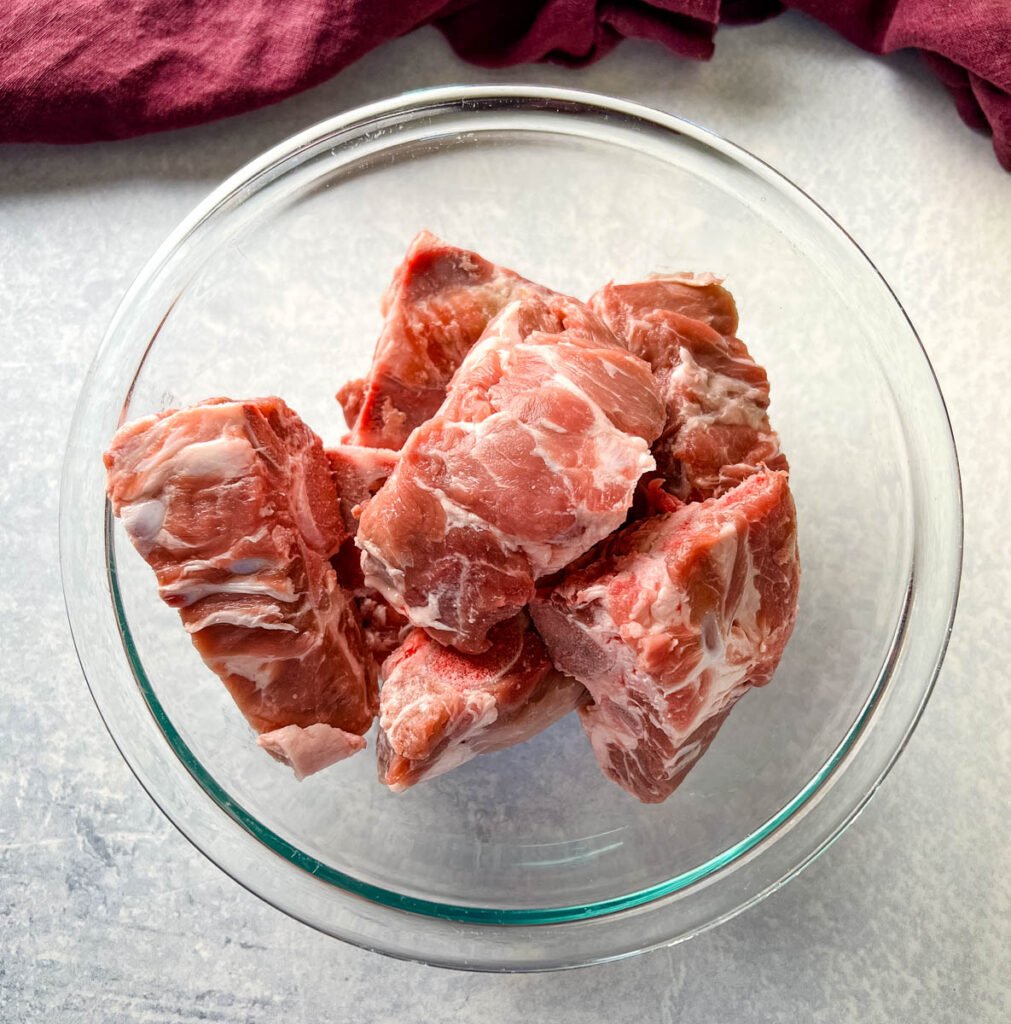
[104,397,377,777]
[531,469,800,804]
[325,443,398,537]
[324,444,411,663]
[356,292,666,653]
[377,614,588,791]
[591,273,740,341]
[338,231,549,450]
[590,275,787,501]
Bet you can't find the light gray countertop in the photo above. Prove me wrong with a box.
[2,12,1008,1022]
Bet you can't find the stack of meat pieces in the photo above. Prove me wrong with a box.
[105,231,800,803]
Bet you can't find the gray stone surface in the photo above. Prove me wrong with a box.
[1,12,1008,1022]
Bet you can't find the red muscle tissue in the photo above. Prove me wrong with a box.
[378,614,587,791]
[356,289,665,654]
[104,398,377,779]
[338,231,549,451]
[105,235,799,800]
[531,469,799,802]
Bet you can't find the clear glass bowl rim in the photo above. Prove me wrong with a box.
[61,84,963,971]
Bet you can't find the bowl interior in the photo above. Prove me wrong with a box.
[108,113,913,915]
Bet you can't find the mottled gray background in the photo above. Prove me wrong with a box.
[1,13,1008,1023]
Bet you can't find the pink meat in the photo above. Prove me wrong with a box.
[356,293,666,653]
[592,273,740,339]
[323,444,411,662]
[338,231,547,450]
[377,614,588,791]
[104,397,377,761]
[531,469,799,803]
[590,275,786,500]
[325,443,398,536]
[258,724,367,780]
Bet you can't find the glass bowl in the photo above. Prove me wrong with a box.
[61,86,961,971]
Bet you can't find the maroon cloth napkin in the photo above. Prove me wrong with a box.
[1,1,1008,169]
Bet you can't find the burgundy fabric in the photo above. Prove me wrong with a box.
[0,1,1008,169]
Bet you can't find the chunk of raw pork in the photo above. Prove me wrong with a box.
[257,724,367,782]
[338,231,547,450]
[325,443,398,536]
[592,273,740,340]
[377,614,588,790]
[323,444,408,661]
[104,397,377,777]
[356,293,665,653]
[590,275,786,500]
[531,469,799,803]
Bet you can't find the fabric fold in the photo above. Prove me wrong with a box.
[0,0,1006,168]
